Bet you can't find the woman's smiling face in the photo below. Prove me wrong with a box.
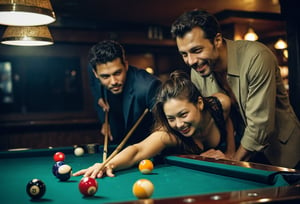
[163,98,203,137]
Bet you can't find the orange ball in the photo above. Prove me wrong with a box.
[132,179,154,199]
[138,159,154,174]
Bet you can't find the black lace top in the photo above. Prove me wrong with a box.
[205,96,227,151]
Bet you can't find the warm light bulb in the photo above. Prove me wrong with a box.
[274,38,287,49]
[145,67,154,74]
[244,27,258,41]
[283,49,288,59]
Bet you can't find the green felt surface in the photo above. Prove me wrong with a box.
[0,147,289,204]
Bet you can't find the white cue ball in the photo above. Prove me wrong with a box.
[74,147,84,156]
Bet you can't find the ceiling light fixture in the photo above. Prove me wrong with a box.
[0,0,56,26]
[244,27,259,41]
[274,38,287,49]
[1,26,53,46]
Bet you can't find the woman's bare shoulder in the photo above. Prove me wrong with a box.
[211,92,231,113]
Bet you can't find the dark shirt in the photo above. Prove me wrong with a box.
[107,92,125,142]
[88,64,162,145]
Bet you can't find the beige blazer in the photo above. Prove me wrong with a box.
[191,39,300,168]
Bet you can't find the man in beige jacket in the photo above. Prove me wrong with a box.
[171,9,300,168]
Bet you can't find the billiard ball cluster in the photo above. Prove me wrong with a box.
[26,152,156,200]
[26,150,97,200]
[52,152,72,181]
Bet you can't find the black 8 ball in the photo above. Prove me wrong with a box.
[26,179,46,199]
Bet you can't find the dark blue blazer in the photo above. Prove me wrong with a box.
[88,64,162,144]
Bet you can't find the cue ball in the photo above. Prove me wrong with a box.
[74,147,84,156]
[26,179,46,199]
[138,159,154,174]
[53,152,65,162]
[78,177,98,196]
[132,179,154,199]
[56,164,72,181]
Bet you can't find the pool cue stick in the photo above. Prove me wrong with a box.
[99,108,149,170]
[102,110,109,161]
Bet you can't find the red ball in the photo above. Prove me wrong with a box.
[53,152,65,162]
[78,177,98,196]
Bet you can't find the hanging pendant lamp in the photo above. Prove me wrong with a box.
[1,26,53,46]
[0,0,56,26]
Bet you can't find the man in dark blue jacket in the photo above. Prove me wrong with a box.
[88,40,161,144]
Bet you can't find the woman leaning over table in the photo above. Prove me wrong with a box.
[73,70,237,178]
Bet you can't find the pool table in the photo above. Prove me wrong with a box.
[0,145,299,204]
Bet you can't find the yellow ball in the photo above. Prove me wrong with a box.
[132,179,154,199]
[138,159,154,174]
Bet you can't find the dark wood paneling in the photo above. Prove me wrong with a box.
[0,119,101,150]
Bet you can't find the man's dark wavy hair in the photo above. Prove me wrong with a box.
[171,9,222,43]
[88,40,126,70]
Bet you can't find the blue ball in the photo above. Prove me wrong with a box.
[52,161,64,177]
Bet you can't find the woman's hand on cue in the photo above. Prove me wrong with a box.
[73,163,115,178]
